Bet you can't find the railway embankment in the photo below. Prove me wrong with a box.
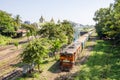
[75,34,120,80]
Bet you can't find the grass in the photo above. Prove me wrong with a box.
[0,35,12,46]
[75,38,120,80]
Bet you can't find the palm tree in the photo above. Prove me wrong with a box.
[14,15,22,30]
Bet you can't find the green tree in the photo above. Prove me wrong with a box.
[14,41,19,49]
[14,15,22,30]
[0,10,15,37]
[61,20,74,44]
[39,22,67,43]
[21,23,37,41]
[93,5,116,38]
[93,0,120,45]
[39,22,57,39]
[112,0,120,43]
[21,38,50,72]
[50,39,62,60]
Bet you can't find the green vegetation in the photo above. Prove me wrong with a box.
[61,20,74,44]
[16,72,40,80]
[0,35,12,45]
[50,39,62,60]
[75,39,120,80]
[14,41,19,49]
[0,9,74,78]
[93,0,120,45]
[21,23,38,41]
[38,20,74,44]
[20,20,74,77]
[14,15,22,30]
[21,38,50,72]
[0,10,22,37]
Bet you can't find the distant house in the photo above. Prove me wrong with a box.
[16,29,27,37]
[24,21,31,24]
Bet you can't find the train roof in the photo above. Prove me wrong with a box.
[77,33,89,42]
[60,41,81,54]
[60,31,92,55]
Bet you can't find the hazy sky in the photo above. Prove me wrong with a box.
[0,0,114,25]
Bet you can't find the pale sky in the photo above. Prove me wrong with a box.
[0,0,114,25]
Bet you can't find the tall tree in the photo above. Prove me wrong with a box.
[61,20,74,44]
[93,8,111,38]
[93,0,120,44]
[14,15,22,30]
[112,0,120,43]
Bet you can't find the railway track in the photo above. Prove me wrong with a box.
[0,57,21,74]
[0,55,22,80]
[0,69,22,80]
[0,45,14,52]
[0,49,22,61]
[0,49,22,74]
[0,37,35,80]
[0,48,23,79]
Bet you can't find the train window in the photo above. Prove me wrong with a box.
[63,59,70,62]
[60,54,73,58]
[68,46,74,49]
[60,54,66,56]
[68,54,72,57]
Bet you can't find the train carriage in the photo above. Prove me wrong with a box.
[60,31,93,71]
[60,42,82,71]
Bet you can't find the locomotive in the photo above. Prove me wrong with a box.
[60,31,93,71]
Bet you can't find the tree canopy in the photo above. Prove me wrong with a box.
[0,10,15,36]
[21,38,50,72]
[38,20,74,44]
[93,0,120,44]
[0,10,23,37]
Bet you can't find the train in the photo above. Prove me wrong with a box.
[59,30,93,71]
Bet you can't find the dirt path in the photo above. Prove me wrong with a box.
[0,36,38,79]
[0,45,23,77]
[39,34,96,80]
